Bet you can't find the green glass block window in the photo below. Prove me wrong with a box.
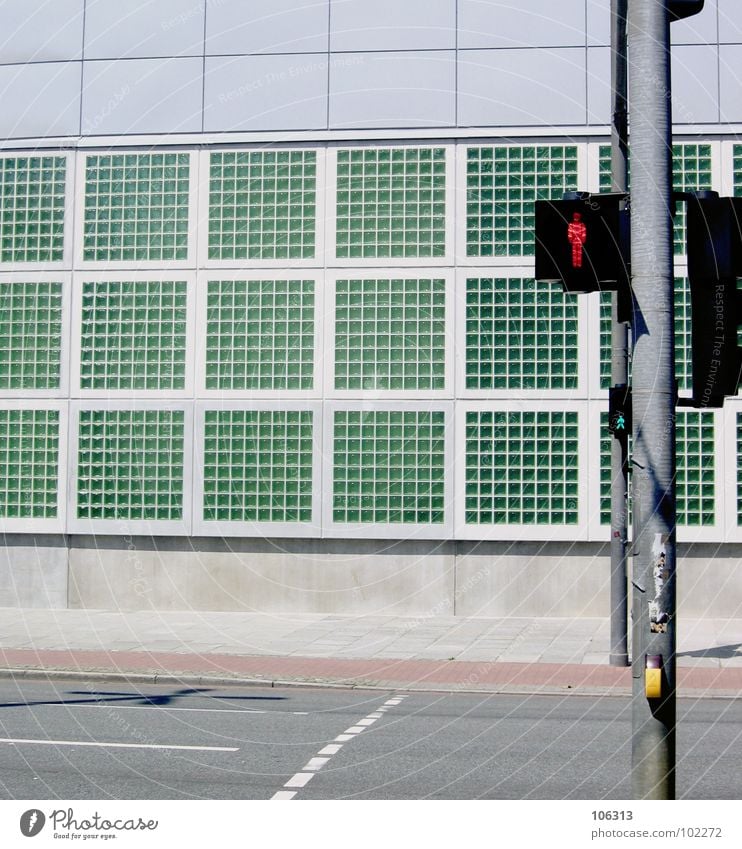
[599,280,690,391]
[736,412,742,524]
[466,146,578,257]
[208,150,316,260]
[0,156,66,263]
[80,281,187,391]
[336,148,446,259]
[83,153,190,262]
[0,409,59,519]
[335,279,446,391]
[77,409,184,521]
[206,279,314,391]
[599,411,632,526]
[465,278,578,390]
[676,410,715,526]
[735,145,742,196]
[332,410,445,524]
[601,144,712,255]
[0,281,63,389]
[465,410,579,525]
[203,410,313,523]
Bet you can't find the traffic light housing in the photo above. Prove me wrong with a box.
[608,385,632,438]
[685,192,742,408]
[535,192,631,321]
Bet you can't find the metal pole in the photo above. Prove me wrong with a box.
[609,0,630,668]
[628,0,677,800]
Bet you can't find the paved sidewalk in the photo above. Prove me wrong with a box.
[1,608,741,696]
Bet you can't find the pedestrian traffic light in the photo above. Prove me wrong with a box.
[608,385,632,437]
[535,192,631,321]
[684,191,742,408]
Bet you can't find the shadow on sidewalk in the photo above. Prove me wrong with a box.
[677,643,742,659]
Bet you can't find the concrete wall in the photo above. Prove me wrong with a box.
[0,535,68,608]
[28,536,736,619]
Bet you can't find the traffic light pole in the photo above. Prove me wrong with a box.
[609,0,630,668]
[628,0,678,799]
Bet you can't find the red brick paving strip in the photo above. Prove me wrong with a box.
[0,648,739,694]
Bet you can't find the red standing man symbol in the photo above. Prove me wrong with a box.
[567,211,587,269]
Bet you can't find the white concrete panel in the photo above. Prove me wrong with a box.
[329,51,455,129]
[586,0,609,47]
[459,0,586,49]
[0,0,84,63]
[587,46,611,125]
[0,536,68,609]
[672,44,720,124]
[720,44,742,121]
[0,61,81,138]
[206,0,329,55]
[81,57,203,135]
[330,0,455,51]
[671,0,719,45]
[718,0,742,43]
[458,48,586,127]
[84,0,205,59]
[204,54,328,131]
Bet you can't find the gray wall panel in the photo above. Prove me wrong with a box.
[587,46,611,126]
[84,0,205,59]
[0,61,80,137]
[330,0,456,51]
[720,45,742,121]
[82,57,203,134]
[206,0,329,55]
[329,51,455,129]
[586,0,609,47]
[459,0,586,49]
[204,54,328,131]
[0,0,84,64]
[671,0,718,45]
[672,45,720,124]
[458,48,587,126]
[719,0,742,43]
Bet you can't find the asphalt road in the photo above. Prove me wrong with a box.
[0,680,738,800]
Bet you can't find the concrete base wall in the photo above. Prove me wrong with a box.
[1,535,740,619]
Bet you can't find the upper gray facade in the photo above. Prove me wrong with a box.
[0,0,739,139]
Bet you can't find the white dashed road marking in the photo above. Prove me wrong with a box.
[0,737,238,752]
[271,694,409,800]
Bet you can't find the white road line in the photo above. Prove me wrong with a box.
[318,744,342,755]
[344,726,366,734]
[0,737,238,752]
[368,712,384,718]
[284,773,314,788]
[271,791,297,800]
[334,734,354,742]
[39,704,268,715]
[356,718,377,726]
[303,757,330,771]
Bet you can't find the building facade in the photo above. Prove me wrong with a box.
[0,0,741,618]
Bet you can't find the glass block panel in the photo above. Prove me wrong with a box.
[676,410,715,526]
[335,278,446,391]
[80,280,187,391]
[332,410,446,524]
[83,153,190,262]
[77,409,184,521]
[336,148,447,259]
[0,409,59,519]
[598,280,689,391]
[465,410,579,525]
[0,281,63,390]
[203,409,313,523]
[735,145,742,196]
[208,150,316,260]
[465,277,578,390]
[600,144,712,255]
[599,411,632,526]
[206,279,315,391]
[465,145,578,258]
[0,156,66,263]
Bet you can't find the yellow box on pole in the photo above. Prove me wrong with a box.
[645,667,662,699]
